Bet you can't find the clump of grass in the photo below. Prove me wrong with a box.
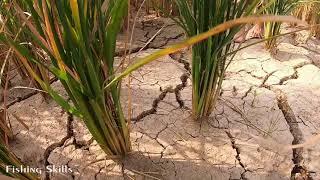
[264,0,299,51]
[293,1,320,38]
[0,0,131,157]
[173,0,260,120]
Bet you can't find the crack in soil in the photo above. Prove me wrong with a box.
[237,69,265,81]
[230,60,316,179]
[169,52,191,74]
[131,85,174,122]
[116,45,145,57]
[241,86,253,101]
[138,23,183,49]
[278,62,311,85]
[240,86,254,110]
[131,52,190,122]
[138,130,167,151]
[149,33,184,49]
[276,90,313,180]
[225,131,248,180]
[229,60,317,179]
[1,78,58,109]
[94,166,104,180]
[43,112,74,180]
[174,73,189,108]
[43,112,94,179]
[259,70,277,88]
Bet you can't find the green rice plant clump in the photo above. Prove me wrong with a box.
[0,0,131,157]
[174,0,260,120]
[264,0,299,50]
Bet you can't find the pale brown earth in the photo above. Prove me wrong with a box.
[2,18,320,180]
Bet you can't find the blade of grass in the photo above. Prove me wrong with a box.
[106,15,305,88]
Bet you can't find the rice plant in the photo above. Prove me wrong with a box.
[0,0,133,157]
[264,0,299,50]
[293,0,320,39]
[173,0,260,120]
[0,144,39,180]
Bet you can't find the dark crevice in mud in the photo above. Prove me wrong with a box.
[169,52,191,74]
[94,166,105,180]
[232,69,265,81]
[225,131,248,180]
[2,78,58,109]
[43,112,74,180]
[259,70,277,88]
[121,162,126,179]
[131,86,173,122]
[130,72,187,122]
[43,112,94,179]
[138,23,183,50]
[140,20,167,31]
[138,130,168,152]
[278,62,311,85]
[169,52,191,108]
[116,46,145,57]
[276,90,313,180]
[148,33,184,49]
[154,122,170,140]
[73,137,94,150]
[131,52,190,122]
[4,91,38,107]
[240,86,254,109]
[279,71,298,85]
[174,73,189,108]
[241,86,253,100]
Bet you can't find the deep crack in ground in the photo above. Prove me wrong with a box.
[225,55,317,179]
[43,112,74,180]
[225,131,248,180]
[43,112,94,180]
[131,51,190,122]
[1,77,58,109]
[276,90,313,180]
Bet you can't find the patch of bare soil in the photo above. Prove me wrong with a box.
[5,20,320,180]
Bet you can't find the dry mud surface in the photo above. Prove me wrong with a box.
[4,20,320,180]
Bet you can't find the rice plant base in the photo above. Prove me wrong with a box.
[264,0,299,51]
[175,0,261,120]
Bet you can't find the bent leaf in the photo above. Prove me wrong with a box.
[106,15,305,88]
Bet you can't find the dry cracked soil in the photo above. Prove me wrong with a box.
[2,18,320,180]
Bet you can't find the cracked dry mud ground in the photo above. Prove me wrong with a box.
[5,26,320,179]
